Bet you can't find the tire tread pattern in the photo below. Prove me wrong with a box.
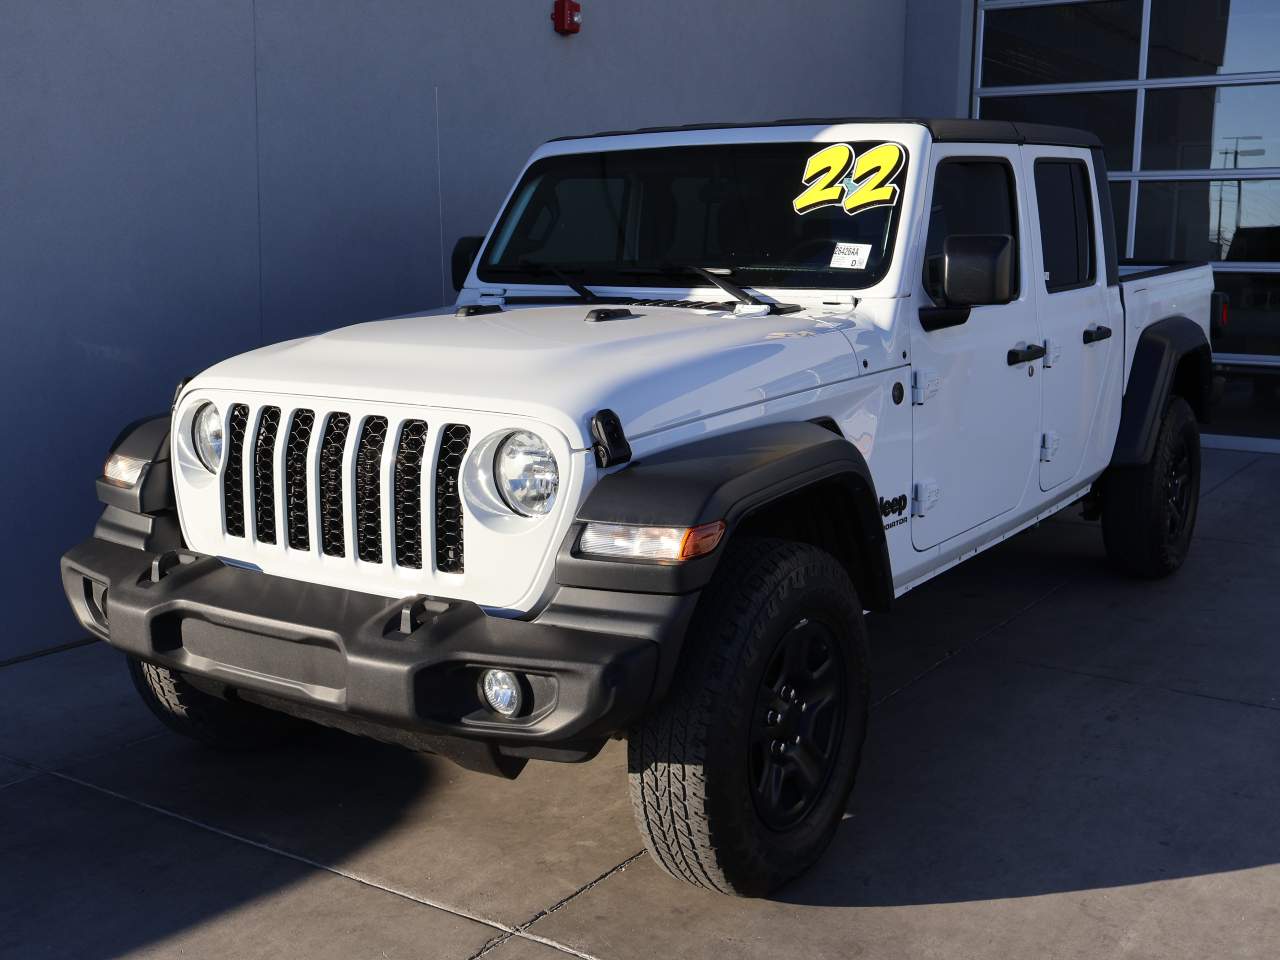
[627,538,867,895]
[129,658,297,750]
[1102,395,1200,578]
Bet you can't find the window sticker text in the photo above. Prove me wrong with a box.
[793,142,906,217]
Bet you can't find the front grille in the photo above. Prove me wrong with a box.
[223,404,250,537]
[435,424,470,573]
[319,413,351,557]
[354,416,389,563]
[393,420,428,568]
[284,409,314,550]
[253,406,281,543]
[219,403,471,574]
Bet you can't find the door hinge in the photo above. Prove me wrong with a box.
[1040,431,1061,462]
[911,480,940,517]
[1043,338,1062,368]
[911,369,940,405]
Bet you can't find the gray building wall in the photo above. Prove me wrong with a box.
[2,0,933,661]
[903,0,974,118]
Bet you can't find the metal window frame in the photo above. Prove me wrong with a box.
[973,0,1280,368]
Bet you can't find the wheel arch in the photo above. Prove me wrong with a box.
[732,472,892,614]
[1112,316,1212,467]
[95,414,181,552]
[555,421,893,611]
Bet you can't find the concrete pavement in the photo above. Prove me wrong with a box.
[2,449,1277,959]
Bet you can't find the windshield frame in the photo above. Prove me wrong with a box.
[475,138,913,293]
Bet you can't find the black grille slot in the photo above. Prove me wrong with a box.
[252,406,282,543]
[393,420,429,568]
[284,409,315,550]
[223,404,250,537]
[434,424,470,573]
[318,413,351,557]
[355,416,389,563]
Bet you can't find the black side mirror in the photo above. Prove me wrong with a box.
[942,234,1013,306]
[451,236,484,291]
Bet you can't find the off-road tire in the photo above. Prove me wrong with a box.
[627,538,870,896]
[1102,395,1200,577]
[128,657,301,750]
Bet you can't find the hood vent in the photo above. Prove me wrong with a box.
[585,307,635,322]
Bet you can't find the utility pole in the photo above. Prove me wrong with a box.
[1216,135,1264,257]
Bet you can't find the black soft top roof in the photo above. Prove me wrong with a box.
[548,117,1101,150]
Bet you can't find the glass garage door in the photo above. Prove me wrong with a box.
[973,0,1280,441]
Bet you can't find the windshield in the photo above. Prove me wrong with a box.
[478,141,909,290]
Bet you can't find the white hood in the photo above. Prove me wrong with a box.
[192,302,870,447]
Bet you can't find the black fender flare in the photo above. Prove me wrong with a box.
[94,414,181,551]
[1111,316,1212,467]
[554,421,893,606]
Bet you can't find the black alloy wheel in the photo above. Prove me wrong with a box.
[749,617,847,831]
[1164,443,1193,543]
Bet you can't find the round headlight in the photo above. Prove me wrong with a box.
[494,430,559,517]
[191,402,223,473]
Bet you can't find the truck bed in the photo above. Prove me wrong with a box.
[1117,261,1214,380]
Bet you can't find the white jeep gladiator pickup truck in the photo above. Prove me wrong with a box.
[62,118,1216,896]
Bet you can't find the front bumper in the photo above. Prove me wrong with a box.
[61,537,687,772]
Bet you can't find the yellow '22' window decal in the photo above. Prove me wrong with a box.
[793,142,905,217]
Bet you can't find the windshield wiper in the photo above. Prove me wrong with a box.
[681,266,764,307]
[490,261,802,314]
[648,264,802,315]
[489,261,601,300]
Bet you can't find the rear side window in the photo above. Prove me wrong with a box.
[922,160,1019,303]
[1034,160,1096,292]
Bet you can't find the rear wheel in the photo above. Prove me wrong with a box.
[128,657,301,750]
[627,538,869,896]
[1102,395,1200,577]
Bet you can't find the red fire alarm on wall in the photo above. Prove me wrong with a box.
[551,0,582,35]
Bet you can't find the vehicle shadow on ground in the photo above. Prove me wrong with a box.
[1,727,438,960]
[779,517,1280,908]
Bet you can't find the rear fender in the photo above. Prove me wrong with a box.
[1112,316,1211,467]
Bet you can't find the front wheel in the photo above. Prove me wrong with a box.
[128,657,302,750]
[1102,395,1201,577]
[627,539,870,896]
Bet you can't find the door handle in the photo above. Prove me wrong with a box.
[1007,342,1047,365]
[1083,324,1113,344]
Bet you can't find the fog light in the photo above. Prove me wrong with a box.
[481,669,522,717]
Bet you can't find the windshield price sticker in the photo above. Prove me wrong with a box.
[830,242,872,270]
[793,142,905,217]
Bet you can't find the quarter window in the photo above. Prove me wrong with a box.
[1034,161,1096,292]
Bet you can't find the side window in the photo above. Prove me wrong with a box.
[923,160,1019,303]
[1033,160,1095,292]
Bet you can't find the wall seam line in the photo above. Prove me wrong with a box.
[434,85,447,307]
[251,0,265,346]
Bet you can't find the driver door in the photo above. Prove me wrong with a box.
[910,146,1044,552]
